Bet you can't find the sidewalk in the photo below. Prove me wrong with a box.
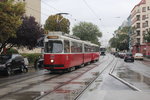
[144,57,150,62]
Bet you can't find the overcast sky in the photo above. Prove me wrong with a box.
[41,0,140,46]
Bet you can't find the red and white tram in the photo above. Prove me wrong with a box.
[43,32,100,72]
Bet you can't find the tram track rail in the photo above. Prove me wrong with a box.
[34,55,109,100]
[74,55,142,100]
[0,55,105,89]
[72,55,115,100]
[0,55,106,100]
[0,74,62,99]
[35,63,102,100]
[0,70,49,88]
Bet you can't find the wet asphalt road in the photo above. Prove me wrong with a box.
[0,54,150,100]
[79,54,150,100]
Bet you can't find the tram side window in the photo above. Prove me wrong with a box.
[93,46,98,52]
[84,44,91,52]
[64,40,70,53]
[77,43,82,52]
[84,45,87,52]
[71,42,82,53]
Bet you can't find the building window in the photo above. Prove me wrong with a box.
[137,23,140,28]
[148,6,150,10]
[142,15,146,20]
[137,38,140,44]
[146,29,149,32]
[142,7,146,12]
[137,9,140,13]
[146,21,148,27]
[136,15,140,21]
[143,31,146,35]
[137,31,140,36]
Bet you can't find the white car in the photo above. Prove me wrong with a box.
[134,53,144,60]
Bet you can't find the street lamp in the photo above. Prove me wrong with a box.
[56,13,69,32]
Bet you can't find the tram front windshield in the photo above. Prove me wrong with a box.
[44,40,63,53]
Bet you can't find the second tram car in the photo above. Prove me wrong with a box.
[43,32,100,72]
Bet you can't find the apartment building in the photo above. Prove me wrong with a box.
[130,0,150,56]
[15,0,41,24]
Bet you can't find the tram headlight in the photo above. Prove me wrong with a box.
[50,59,54,63]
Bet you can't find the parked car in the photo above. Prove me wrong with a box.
[118,52,126,59]
[114,52,119,57]
[134,53,144,60]
[0,54,28,75]
[124,53,134,62]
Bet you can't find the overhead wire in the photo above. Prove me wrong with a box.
[15,0,99,25]
[81,0,106,29]
[41,0,78,22]
[41,0,62,13]
[82,0,101,21]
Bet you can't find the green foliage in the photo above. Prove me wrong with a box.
[109,37,118,48]
[72,22,102,45]
[144,31,150,42]
[21,53,41,65]
[44,15,70,34]
[109,26,130,51]
[9,16,44,50]
[0,0,25,43]
[6,48,18,54]
[109,33,129,51]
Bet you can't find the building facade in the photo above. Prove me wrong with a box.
[15,0,42,53]
[130,0,150,56]
[15,0,41,24]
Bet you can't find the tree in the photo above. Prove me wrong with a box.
[8,16,44,50]
[109,34,129,51]
[109,37,118,48]
[144,31,150,42]
[109,25,131,51]
[0,0,25,52]
[44,15,70,34]
[72,22,102,45]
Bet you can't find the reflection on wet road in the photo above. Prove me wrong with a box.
[79,55,150,100]
[114,58,150,91]
[0,54,150,100]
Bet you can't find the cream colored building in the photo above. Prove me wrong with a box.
[15,0,41,24]
[131,0,150,46]
[14,0,42,53]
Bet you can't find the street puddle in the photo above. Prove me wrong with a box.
[116,68,150,88]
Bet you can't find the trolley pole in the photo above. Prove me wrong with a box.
[56,13,69,32]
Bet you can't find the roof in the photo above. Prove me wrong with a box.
[131,0,146,12]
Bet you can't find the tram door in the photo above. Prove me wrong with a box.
[64,40,70,67]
